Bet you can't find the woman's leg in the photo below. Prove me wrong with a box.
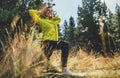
[41,40,57,60]
[56,41,70,72]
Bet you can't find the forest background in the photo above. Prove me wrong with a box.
[0,0,120,78]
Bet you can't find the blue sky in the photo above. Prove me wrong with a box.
[52,0,120,25]
[53,0,81,25]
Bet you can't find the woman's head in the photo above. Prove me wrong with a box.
[39,6,53,19]
[45,7,53,19]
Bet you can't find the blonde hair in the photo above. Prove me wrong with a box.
[38,5,52,18]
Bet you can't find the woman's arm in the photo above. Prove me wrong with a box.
[52,16,61,25]
[29,9,40,23]
[29,9,51,29]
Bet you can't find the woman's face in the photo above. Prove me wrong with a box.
[45,7,53,19]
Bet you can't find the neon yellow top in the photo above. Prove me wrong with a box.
[29,9,61,41]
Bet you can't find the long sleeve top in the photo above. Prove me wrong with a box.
[29,9,61,41]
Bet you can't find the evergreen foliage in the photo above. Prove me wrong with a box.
[62,0,120,54]
[0,0,120,54]
[0,0,44,39]
[63,17,76,46]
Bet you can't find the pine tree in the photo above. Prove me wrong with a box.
[109,4,120,49]
[116,4,120,47]
[76,0,103,52]
[68,16,76,45]
[0,0,44,47]
[76,6,90,49]
[62,17,76,46]
[63,20,69,40]
[0,0,43,25]
[104,10,114,53]
[76,0,112,53]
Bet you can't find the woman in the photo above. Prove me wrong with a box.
[29,5,70,74]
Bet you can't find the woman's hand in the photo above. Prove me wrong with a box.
[38,6,47,17]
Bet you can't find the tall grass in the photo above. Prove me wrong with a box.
[0,21,47,78]
[50,50,120,78]
[0,19,120,78]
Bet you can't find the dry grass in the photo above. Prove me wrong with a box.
[50,50,120,78]
[0,29,120,78]
[0,26,47,78]
[0,19,120,78]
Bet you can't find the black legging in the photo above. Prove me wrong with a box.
[41,40,70,67]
